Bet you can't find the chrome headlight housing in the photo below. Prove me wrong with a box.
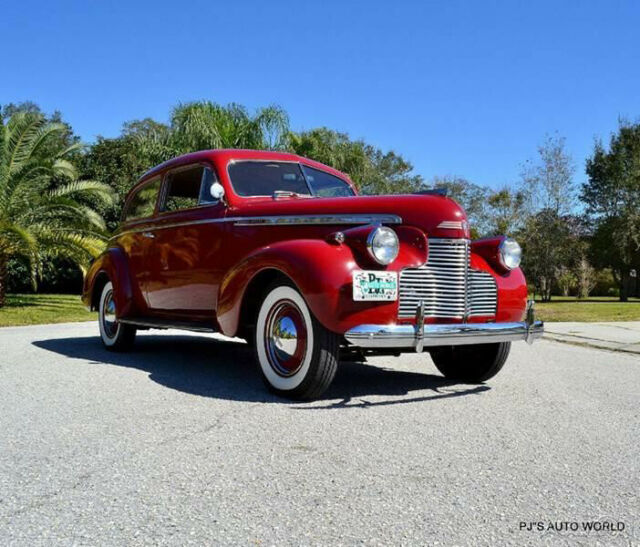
[367,226,399,265]
[499,238,522,270]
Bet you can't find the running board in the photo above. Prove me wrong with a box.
[118,317,216,333]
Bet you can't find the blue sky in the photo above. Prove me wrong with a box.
[1,0,639,187]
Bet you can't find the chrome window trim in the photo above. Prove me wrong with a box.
[158,163,220,215]
[112,213,402,240]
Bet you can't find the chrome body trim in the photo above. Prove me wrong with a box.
[232,214,402,227]
[437,220,464,229]
[398,238,497,319]
[344,300,543,350]
[463,238,470,321]
[112,214,402,239]
[345,321,544,349]
[414,300,425,353]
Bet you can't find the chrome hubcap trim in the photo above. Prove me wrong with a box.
[264,300,307,377]
[102,290,118,338]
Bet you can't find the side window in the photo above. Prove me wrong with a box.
[123,178,161,221]
[162,165,218,212]
[301,165,355,197]
[198,168,220,205]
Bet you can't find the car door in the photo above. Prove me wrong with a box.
[144,164,226,316]
[119,177,163,313]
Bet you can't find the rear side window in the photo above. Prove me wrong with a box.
[123,178,161,221]
[162,165,217,212]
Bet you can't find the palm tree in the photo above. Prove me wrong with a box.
[0,112,114,307]
[127,101,291,167]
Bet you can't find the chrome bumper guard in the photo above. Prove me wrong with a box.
[344,300,544,351]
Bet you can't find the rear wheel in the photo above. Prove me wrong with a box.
[99,281,136,351]
[254,283,339,400]
[430,342,511,383]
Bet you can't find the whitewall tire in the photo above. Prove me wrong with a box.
[254,283,339,400]
[99,281,136,351]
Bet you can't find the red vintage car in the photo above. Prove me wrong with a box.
[82,149,543,399]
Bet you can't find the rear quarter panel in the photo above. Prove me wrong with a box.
[82,246,143,318]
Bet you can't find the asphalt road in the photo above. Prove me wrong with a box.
[0,322,638,546]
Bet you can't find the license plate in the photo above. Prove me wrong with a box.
[352,271,398,301]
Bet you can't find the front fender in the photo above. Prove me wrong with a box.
[470,252,528,322]
[81,246,137,318]
[217,235,425,337]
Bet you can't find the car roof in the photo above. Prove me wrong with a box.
[137,149,350,184]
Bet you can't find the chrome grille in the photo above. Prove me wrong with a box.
[398,238,497,319]
[468,270,498,317]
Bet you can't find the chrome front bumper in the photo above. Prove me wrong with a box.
[344,300,544,352]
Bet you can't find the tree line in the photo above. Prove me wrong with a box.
[1,100,638,305]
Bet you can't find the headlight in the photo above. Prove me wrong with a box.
[367,226,399,265]
[499,238,522,270]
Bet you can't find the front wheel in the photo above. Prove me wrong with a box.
[99,281,136,351]
[254,283,339,400]
[430,342,511,383]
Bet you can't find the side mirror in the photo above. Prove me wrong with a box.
[210,182,225,201]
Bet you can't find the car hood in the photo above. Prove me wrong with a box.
[227,194,469,238]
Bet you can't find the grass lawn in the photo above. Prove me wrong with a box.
[534,296,640,322]
[0,294,94,327]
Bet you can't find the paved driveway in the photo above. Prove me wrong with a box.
[0,322,638,545]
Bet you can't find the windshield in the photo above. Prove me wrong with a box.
[228,161,355,198]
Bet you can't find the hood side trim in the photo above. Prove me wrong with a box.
[113,214,402,239]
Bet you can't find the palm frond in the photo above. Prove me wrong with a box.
[5,112,44,175]
[57,141,85,158]
[52,158,78,179]
[36,228,107,259]
[19,122,67,170]
[27,199,107,231]
[48,179,115,206]
[0,221,38,255]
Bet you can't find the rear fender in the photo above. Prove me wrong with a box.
[81,247,137,318]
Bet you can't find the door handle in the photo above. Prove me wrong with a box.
[142,231,156,239]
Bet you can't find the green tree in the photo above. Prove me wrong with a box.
[80,135,153,230]
[485,186,527,236]
[583,122,640,301]
[428,176,489,236]
[289,127,423,194]
[518,210,580,301]
[126,101,290,167]
[0,111,114,306]
[521,134,576,215]
[517,136,577,300]
[82,101,291,227]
